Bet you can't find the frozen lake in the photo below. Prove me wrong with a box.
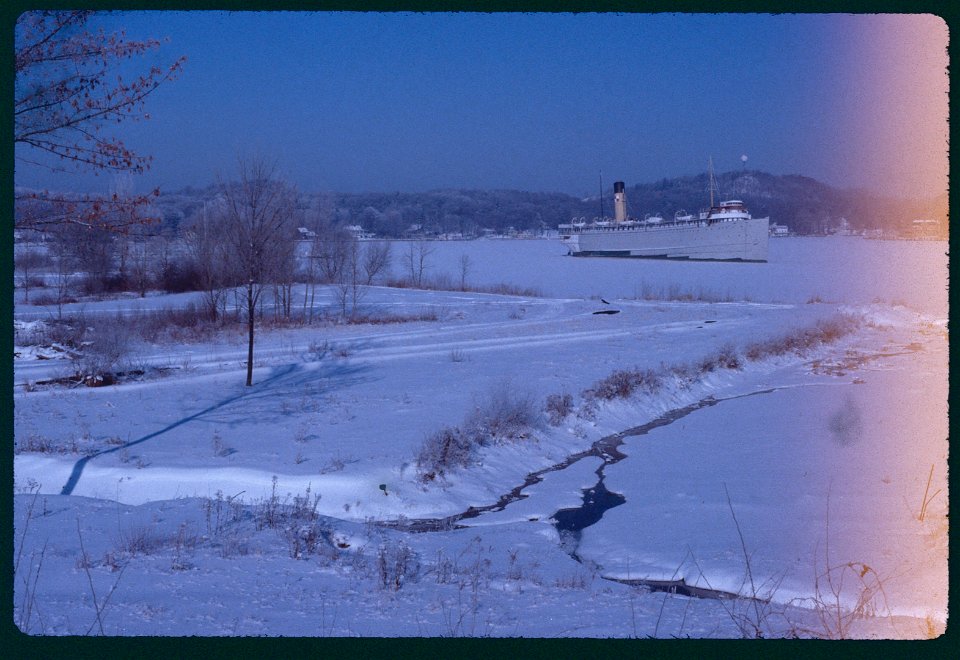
[397,236,948,317]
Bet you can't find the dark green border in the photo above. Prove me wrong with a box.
[2,2,955,658]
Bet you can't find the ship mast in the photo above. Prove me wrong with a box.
[708,156,715,209]
[599,170,605,220]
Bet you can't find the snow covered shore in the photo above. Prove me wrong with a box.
[12,240,948,638]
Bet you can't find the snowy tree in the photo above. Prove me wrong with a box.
[14,10,185,231]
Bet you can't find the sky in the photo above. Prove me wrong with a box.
[13,11,950,199]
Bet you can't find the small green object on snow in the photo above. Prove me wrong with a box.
[379,483,388,495]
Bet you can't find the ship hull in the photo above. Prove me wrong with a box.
[563,217,769,262]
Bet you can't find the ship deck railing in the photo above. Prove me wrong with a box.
[567,217,748,233]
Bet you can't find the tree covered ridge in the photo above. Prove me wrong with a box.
[19,170,946,240]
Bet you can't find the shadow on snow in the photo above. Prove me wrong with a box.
[59,360,371,496]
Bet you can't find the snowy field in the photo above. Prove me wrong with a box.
[12,237,948,638]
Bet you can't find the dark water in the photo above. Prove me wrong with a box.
[552,478,625,540]
[387,388,785,600]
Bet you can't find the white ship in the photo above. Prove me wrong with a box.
[560,167,769,262]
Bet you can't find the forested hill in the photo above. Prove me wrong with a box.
[151,172,944,238]
[620,171,946,237]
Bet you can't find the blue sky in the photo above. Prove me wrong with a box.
[14,12,949,198]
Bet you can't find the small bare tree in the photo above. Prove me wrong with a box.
[63,224,116,295]
[123,223,158,298]
[269,230,297,322]
[362,241,392,285]
[403,240,434,288]
[335,235,365,318]
[217,156,297,386]
[127,239,150,298]
[48,229,76,319]
[15,249,49,303]
[458,253,471,291]
[301,227,322,323]
[185,204,229,321]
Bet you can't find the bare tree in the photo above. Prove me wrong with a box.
[48,230,75,319]
[301,230,321,323]
[314,223,351,285]
[403,240,434,288]
[270,236,297,322]
[184,202,229,320]
[458,253,471,291]
[62,224,116,295]
[151,234,176,293]
[273,206,303,322]
[362,241,392,285]
[217,157,297,386]
[127,242,151,297]
[15,249,49,303]
[301,196,336,322]
[334,236,365,319]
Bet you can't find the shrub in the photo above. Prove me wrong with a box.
[416,427,474,480]
[344,310,440,325]
[71,319,134,385]
[159,260,203,293]
[377,541,420,591]
[743,314,860,361]
[284,522,333,560]
[13,320,50,347]
[696,343,743,375]
[544,393,574,425]
[416,381,539,481]
[27,292,59,307]
[43,318,86,349]
[588,367,663,401]
[384,275,542,298]
[15,434,57,454]
[130,304,221,344]
[465,381,539,442]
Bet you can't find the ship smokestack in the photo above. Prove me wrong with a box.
[613,181,627,223]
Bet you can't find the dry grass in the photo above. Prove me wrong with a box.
[585,315,860,403]
[417,381,539,481]
[586,367,664,401]
[385,274,542,298]
[544,393,574,425]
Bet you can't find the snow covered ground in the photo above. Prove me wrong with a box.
[12,237,948,638]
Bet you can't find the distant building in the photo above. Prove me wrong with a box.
[834,217,855,236]
[769,222,790,237]
[345,224,375,240]
[910,218,943,240]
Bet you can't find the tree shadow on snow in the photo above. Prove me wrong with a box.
[59,360,371,496]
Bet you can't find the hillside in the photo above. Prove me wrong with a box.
[160,172,943,239]
[18,172,944,240]
[616,171,944,237]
